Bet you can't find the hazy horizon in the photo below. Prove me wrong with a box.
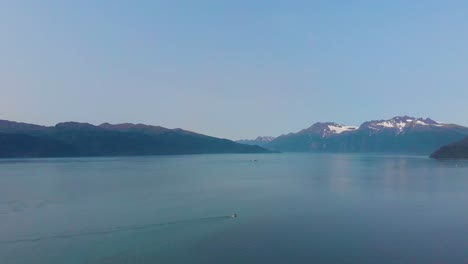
[0,114,463,141]
[2,1,468,139]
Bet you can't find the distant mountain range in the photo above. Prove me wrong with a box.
[0,120,270,158]
[246,116,468,155]
[2,116,467,158]
[430,137,468,159]
[236,136,276,147]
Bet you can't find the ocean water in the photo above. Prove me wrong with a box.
[1,153,468,264]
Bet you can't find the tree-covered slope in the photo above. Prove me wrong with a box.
[430,137,468,159]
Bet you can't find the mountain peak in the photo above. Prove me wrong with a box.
[299,122,357,137]
[388,116,439,125]
[360,116,447,135]
[98,123,201,137]
[255,136,275,142]
[55,122,98,130]
[236,136,276,147]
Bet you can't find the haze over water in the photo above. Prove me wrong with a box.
[1,153,468,263]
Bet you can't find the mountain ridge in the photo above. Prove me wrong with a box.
[245,116,468,154]
[236,136,276,147]
[0,119,271,158]
[2,116,467,157]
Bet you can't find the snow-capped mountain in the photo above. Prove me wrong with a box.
[360,116,448,135]
[265,116,468,154]
[256,136,276,142]
[237,136,276,147]
[298,122,357,138]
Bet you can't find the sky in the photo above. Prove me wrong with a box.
[1,0,467,140]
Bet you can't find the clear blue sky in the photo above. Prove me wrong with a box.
[1,1,467,139]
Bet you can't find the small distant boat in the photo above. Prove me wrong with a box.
[231,213,237,218]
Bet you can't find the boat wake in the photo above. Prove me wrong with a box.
[0,214,235,244]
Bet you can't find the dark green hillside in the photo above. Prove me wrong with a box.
[430,137,468,159]
[0,120,270,158]
[0,133,77,158]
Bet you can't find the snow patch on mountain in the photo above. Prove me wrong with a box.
[415,120,429,126]
[374,120,407,131]
[236,136,276,146]
[255,136,276,142]
[328,124,358,134]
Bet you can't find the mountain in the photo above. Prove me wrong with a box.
[98,122,171,135]
[0,133,76,158]
[0,120,271,158]
[296,122,358,137]
[430,137,468,159]
[236,136,276,147]
[266,116,468,154]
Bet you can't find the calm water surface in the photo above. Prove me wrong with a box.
[1,153,468,264]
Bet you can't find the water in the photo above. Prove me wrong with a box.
[1,153,468,264]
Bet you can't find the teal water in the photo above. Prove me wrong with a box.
[1,153,468,263]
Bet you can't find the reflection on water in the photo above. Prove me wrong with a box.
[0,153,468,264]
